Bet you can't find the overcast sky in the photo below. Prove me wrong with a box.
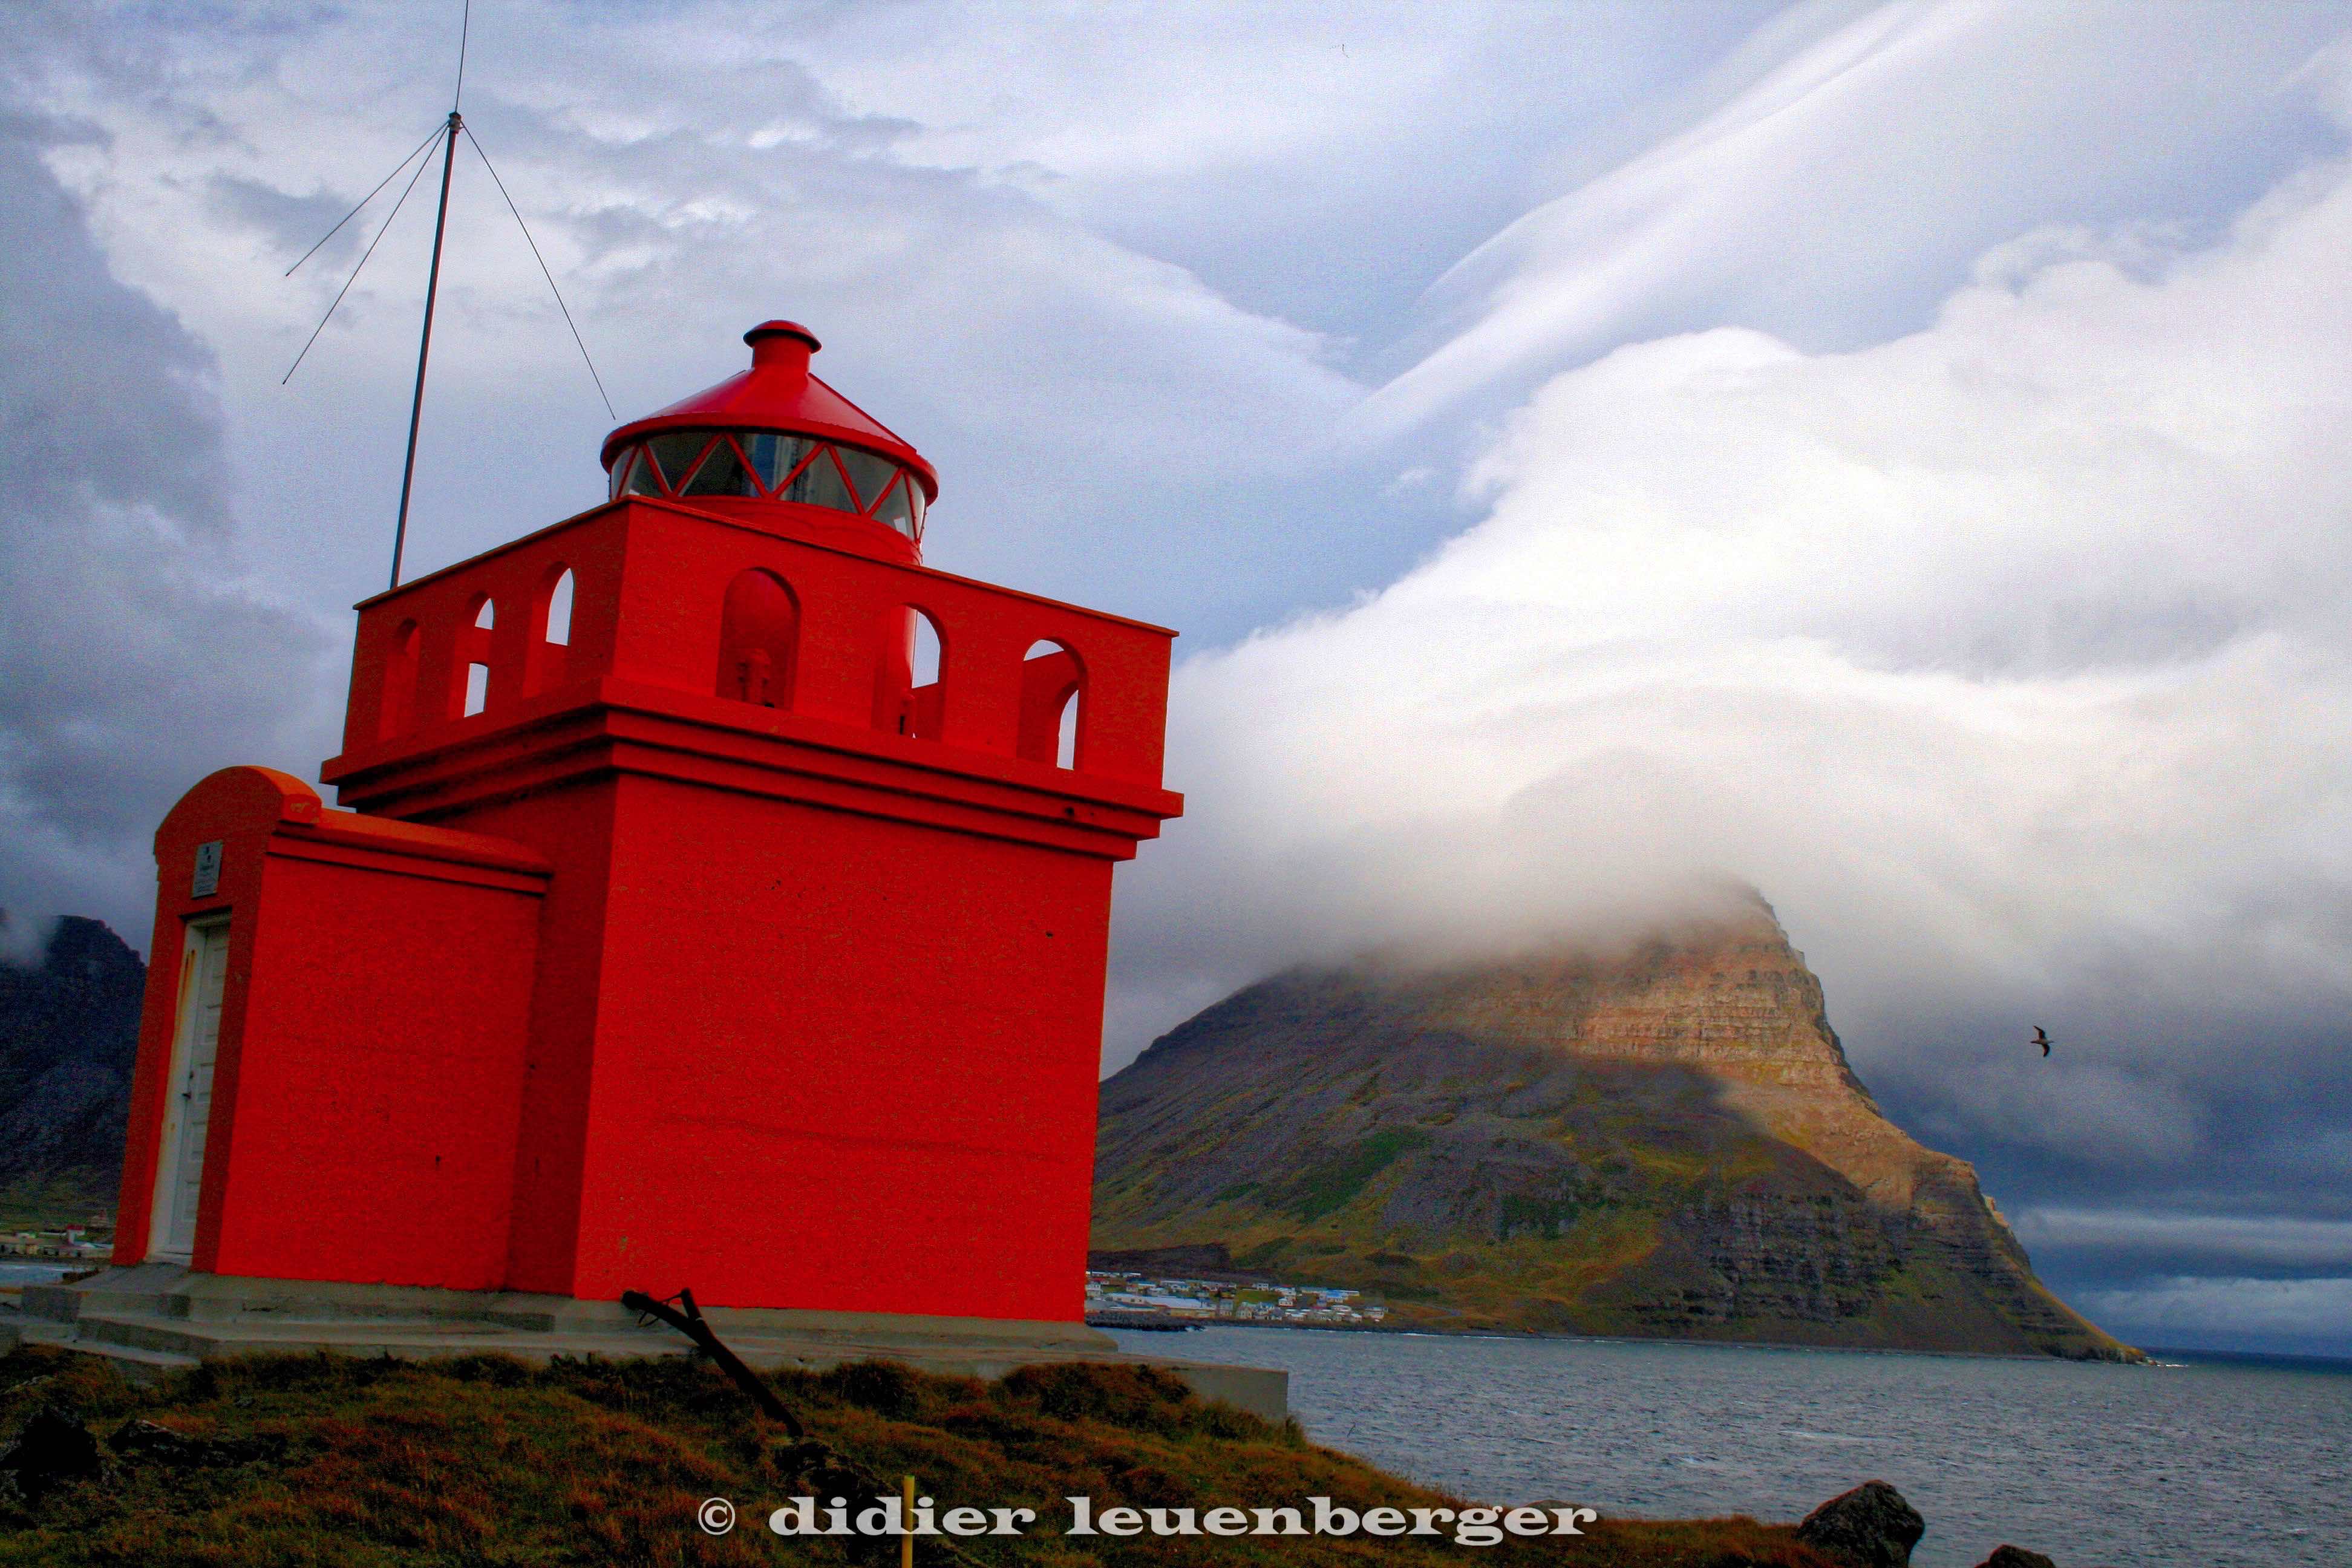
[4,0,2351,1356]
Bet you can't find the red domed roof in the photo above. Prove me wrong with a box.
[601,322,937,501]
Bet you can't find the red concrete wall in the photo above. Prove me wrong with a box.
[572,773,1115,1315]
[204,851,544,1289]
[113,768,548,1290]
[129,480,1186,1322]
[426,779,623,1298]
[418,770,1115,1317]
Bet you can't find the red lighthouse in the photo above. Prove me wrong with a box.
[108,322,1183,1325]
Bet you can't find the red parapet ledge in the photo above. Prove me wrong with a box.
[328,497,1178,831]
[325,676,1180,862]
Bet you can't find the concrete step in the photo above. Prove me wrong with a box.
[4,1318,201,1379]
[21,1262,199,1325]
[71,1309,1205,1380]
[70,1310,707,1367]
[62,1338,201,1374]
[21,1266,1290,1421]
[67,1313,212,1358]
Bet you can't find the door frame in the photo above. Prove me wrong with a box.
[148,915,229,1263]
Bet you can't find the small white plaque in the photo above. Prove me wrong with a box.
[192,840,223,899]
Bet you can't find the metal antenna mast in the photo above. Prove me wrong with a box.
[283,1,611,591]
[388,0,471,592]
[390,108,462,592]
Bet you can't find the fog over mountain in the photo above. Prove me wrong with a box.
[1113,127,2352,1346]
[4,1,2350,1353]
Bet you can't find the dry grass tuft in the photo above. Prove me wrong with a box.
[0,1344,1835,1566]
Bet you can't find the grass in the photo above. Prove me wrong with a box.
[0,1344,1838,1567]
[1280,1130,1430,1223]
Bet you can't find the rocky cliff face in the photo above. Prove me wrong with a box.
[0,916,145,1218]
[1093,897,2131,1357]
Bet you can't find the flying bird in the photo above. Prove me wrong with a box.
[2031,1026,2051,1057]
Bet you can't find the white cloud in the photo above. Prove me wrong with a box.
[1358,1,2352,439]
[1112,54,2352,1217]
[805,0,1771,334]
[2076,1275,2352,1346]
[15,1,1368,640]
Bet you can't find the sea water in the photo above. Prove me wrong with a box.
[0,1262,71,1287]
[1111,1325,2350,1567]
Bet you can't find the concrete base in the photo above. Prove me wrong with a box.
[2,1266,1285,1422]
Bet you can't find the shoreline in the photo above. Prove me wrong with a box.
[1102,1314,2159,1365]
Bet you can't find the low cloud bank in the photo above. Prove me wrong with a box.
[2015,1210,2352,1275]
[2073,1276,2352,1359]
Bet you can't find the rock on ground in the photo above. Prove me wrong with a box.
[1974,1549,2056,1568]
[0,1403,100,1500]
[1795,1479,1928,1567]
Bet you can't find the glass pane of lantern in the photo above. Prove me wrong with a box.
[608,448,632,500]
[868,471,916,537]
[623,446,664,496]
[774,445,857,513]
[741,433,815,495]
[645,432,714,492]
[906,481,926,536]
[835,446,899,513]
[680,434,754,497]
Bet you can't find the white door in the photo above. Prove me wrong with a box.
[151,918,229,1261]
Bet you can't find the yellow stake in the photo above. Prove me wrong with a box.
[903,1474,916,1568]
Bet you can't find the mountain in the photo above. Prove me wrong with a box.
[1093,896,2132,1359]
[0,916,145,1221]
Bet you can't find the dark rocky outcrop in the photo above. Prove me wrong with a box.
[1093,893,2135,1356]
[1973,1549,2056,1568]
[0,916,144,1214]
[1796,1480,1927,1567]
